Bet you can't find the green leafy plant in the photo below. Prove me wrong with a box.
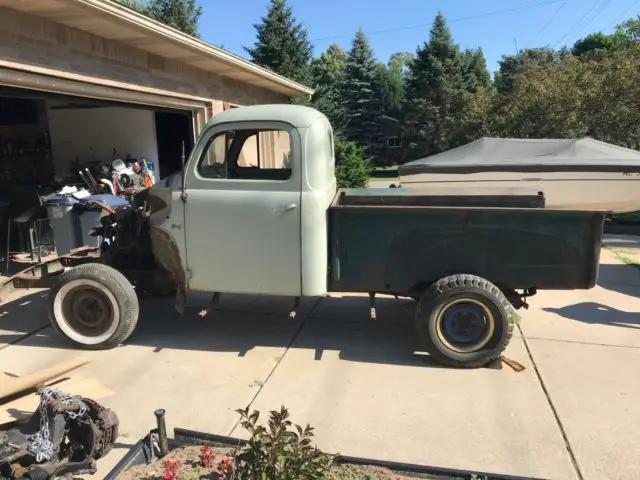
[335,140,371,188]
[231,406,334,480]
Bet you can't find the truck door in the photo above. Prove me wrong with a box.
[183,121,302,295]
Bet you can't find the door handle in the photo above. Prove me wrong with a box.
[272,203,297,212]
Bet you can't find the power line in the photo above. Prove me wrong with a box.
[530,0,568,46]
[573,0,614,38]
[311,0,565,42]
[552,0,603,47]
[605,0,640,29]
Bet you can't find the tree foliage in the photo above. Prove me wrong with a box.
[127,0,203,37]
[573,15,640,57]
[341,30,386,164]
[494,48,562,93]
[491,48,640,149]
[310,44,347,136]
[462,48,492,92]
[377,52,413,119]
[244,0,313,85]
[335,140,371,188]
[402,13,470,159]
[119,0,147,12]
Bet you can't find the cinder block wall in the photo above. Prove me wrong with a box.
[0,7,287,108]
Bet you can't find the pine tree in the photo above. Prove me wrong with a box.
[244,0,313,85]
[145,0,202,38]
[462,48,492,92]
[310,44,347,136]
[402,13,468,159]
[341,29,385,164]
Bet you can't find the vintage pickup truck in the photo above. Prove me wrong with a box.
[14,105,606,368]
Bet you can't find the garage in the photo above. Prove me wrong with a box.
[0,76,207,270]
[0,0,312,273]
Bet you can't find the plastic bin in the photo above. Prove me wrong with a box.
[44,195,81,256]
[74,194,130,248]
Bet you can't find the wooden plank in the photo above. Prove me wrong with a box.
[0,377,114,425]
[0,356,91,401]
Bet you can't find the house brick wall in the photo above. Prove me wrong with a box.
[0,7,288,108]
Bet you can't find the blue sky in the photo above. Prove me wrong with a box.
[198,0,639,73]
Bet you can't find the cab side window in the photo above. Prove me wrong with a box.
[198,128,292,181]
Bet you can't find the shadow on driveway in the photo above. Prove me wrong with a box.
[0,289,50,348]
[544,302,640,329]
[596,263,640,296]
[0,293,474,370]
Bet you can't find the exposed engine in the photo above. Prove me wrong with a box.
[91,188,178,297]
[0,387,118,479]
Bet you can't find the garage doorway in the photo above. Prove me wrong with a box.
[0,85,197,270]
[155,110,194,179]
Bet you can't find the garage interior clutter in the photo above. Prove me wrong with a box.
[0,87,194,272]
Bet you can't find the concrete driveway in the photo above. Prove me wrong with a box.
[1,236,639,479]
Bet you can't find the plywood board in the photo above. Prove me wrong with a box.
[0,356,91,401]
[0,376,114,425]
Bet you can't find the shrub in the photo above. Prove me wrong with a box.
[231,406,334,480]
[335,140,371,188]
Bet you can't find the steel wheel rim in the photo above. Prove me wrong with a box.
[435,298,495,353]
[53,279,120,344]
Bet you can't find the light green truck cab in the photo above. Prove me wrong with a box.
[151,105,336,297]
[45,105,605,368]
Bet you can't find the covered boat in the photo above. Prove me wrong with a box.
[398,137,640,213]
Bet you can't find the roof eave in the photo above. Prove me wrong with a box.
[71,0,314,97]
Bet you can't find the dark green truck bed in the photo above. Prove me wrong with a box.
[328,188,605,295]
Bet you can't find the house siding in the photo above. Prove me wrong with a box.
[0,7,288,108]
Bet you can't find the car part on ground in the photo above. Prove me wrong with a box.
[0,387,118,480]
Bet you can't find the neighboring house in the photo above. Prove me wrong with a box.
[0,0,313,180]
[380,115,402,165]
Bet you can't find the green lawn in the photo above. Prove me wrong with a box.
[369,166,399,181]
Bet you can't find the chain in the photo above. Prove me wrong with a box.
[26,386,88,463]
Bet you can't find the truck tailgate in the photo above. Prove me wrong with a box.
[328,189,605,294]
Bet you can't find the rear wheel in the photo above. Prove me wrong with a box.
[414,274,515,368]
[48,263,139,349]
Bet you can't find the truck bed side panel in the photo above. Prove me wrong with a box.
[328,203,604,294]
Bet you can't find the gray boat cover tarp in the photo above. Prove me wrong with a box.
[399,137,640,175]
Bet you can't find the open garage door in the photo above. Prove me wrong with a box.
[0,86,196,182]
[0,66,211,271]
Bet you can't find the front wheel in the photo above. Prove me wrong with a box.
[48,263,139,349]
[414,274,515,368]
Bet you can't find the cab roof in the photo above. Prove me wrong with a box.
[208,104,328,129]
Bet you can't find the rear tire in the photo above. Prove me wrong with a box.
[48,263,139,349]
[414,274,515,368]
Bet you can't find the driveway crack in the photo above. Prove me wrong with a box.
[518,324,584,480]
[226,297,322,436]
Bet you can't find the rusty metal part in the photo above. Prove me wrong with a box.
[1,392,118,479]
[83,398,119,460]
[0,247,100,303]
[500,355,526,372]
[149,226,185,290]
